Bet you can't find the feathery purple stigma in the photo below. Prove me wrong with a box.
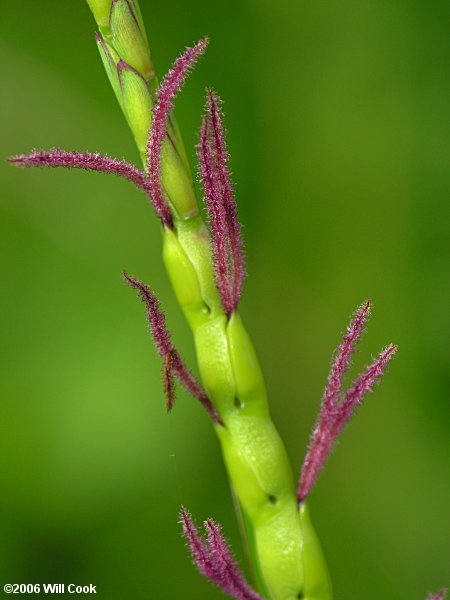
[180,507,265,600]
[123,272,171,355]
[207,90,245,306]
[197,89,245,316]
[340,343,398,427]
[8,149,172,226]
[146,38,208,222]
[123,272,221,423]
[298,302,397,503]
[204,520,264,600]
[322,300,372,412]
[163,353,176,413]
[199,108,233,315]
[426,590,448,600]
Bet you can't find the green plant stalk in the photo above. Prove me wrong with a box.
[87,1,332,598]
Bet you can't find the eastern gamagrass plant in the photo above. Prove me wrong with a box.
[9,2,445,599]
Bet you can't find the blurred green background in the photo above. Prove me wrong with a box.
[1,0,448,598]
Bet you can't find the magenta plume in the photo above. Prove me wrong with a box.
[298,302,397,503]
[198,103,233,315]
[426,590,448,600]
[322,300,372,413]
[339,343,398,427]
[146,38,208,223]
[206,90,245,309]
[197,89,245,316]
[8,149,173,226]
[180,507,265,600]
[123,272,221,423]
[162,353,176,413]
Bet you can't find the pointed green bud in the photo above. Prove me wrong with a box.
[126,0,149,45]
[117,61,152,158]
[87,0,113,30]
[110,0,154,81]
[95,33,123,109]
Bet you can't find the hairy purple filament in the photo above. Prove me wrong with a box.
[199,105,233,314]
[298,302,397,503]
[322,300,372,413]
[198,90,245,316]
[8,149,172,226]
[341,343,397,423]
[146,38,208,223]
[207,90,245,306]
[180,507,265,600]
[123,272,221,423]
[162,353,176,412]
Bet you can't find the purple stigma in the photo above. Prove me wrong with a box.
[207,90,245,307]
[298,302,397,503]
[426,590,448,600]
[123,272,221,423]
[180,507,265,600]
[8,149,172,227]
[198,106,233,315]
[322,300,372,413]
[339,343,398,429]
[146,38,208,223]
[197,89,245,316]
[162,353,176,413]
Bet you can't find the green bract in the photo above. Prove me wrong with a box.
[117,62,152,156]
[96,36,122,108]
[110,0,153,81]
[86,0,112,30]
